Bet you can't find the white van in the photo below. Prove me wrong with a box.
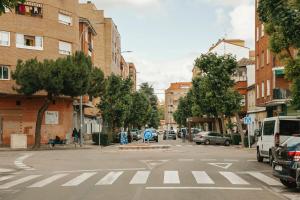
[256,116,300,164]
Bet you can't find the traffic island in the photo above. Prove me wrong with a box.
[118,144,171,150]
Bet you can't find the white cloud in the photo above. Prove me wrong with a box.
[124,53,198,100]
[80,0,161,8]
[202,0,252,7]
[228,4,255,47]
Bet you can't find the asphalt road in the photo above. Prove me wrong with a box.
[0,136,299,200]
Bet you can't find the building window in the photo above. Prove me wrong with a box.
[0,65,9,80]
[267,80,270,96]
[16,34,43,50]
[261,81,265,98]
[261,24,265,37]
[59,41,72,55]
[257,85,260,99]
[16,2,43,17]
[58,13,72,25]
[241,95,246,106]
[0,31,10,46]
[256,55,259,69]
[267,49,270,64]
[261,51,265,67]
[256,27,260,41]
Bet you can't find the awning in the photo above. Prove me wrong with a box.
[275,69,285,76]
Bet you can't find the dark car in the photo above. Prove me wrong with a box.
[272,136,300,188]
[163,130,176,140]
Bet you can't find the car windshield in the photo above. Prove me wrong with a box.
[280,120,300,136]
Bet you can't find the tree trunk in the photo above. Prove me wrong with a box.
[33,94,52,149]
[214,116,220,132]
[220,114,226,135]
[235,113,244,147]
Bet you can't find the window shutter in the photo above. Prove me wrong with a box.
[35,36,43,48]
[58,14,72,25]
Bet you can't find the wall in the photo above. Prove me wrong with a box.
[210,41,249,61]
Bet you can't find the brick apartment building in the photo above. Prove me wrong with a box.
[0,0,133,145]
[255,0,299,117]
[165,82,192,130]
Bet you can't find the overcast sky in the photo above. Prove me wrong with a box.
[80,0,255,101]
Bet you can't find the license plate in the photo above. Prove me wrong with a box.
[275,165,282,171]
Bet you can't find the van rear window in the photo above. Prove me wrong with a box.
[280,120,300,136]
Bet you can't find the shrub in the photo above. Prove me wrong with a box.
[92,132,109,146]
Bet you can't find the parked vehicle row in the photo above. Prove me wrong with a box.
[193,131,231,146]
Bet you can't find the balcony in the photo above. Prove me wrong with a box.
[273,88,291,100]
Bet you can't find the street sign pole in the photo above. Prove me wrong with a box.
[248,123,251,149]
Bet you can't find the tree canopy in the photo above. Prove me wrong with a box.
[0,0,25,15]
[173,91,193,127]
[258,0,300,108]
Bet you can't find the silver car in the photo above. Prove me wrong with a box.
[193,131,231,146]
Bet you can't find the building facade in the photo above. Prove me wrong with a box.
[128,62,137,92]
[0,0,81,145]
[255,0,298,117]
[164,82,192,130]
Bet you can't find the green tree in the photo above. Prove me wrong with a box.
[12,51,100,148]
[126,91,151,129]
[140,83,160,128]
[0,0,25,15]
[258,0,300,108]
[192,53,243,136]
[99,75,133,141]
[173,91,193,127]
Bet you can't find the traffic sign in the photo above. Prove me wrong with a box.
[244,116,252,125]
[144,130,152,140]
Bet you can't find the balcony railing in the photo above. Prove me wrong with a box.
[273,88,291,100]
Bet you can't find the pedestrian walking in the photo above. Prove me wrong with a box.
[72,128,79,148]
[182,130,186,143]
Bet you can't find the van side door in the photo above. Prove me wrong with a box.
[261,120,276,156]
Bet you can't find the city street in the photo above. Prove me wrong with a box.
[0,137,299,200]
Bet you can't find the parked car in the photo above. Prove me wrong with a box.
[163,130,177,140]
[177,128,187,138]
[257,116,300,165]
[193,131,231,146]
[143,128,158,142]
[131,129,141,141]
[272,136,300,188]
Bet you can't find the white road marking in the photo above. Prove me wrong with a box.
[62,172,96,186]
[247,172,282,186]
[96,171,123,185]
[141,160,168,169]
[208,163,233,169]
[29,174,68,188]
[0,168,14,173]
[54,168,146,174]
[200,159,217,161]
[14,154,35,171]
[146,187,262,191]
[224,159,239,162]
[220,172,249,185]
[164,171,180,184]
[192,171,214,184]
[129,171,150,185]
[0,176,14,182]
[0,175,41,189]
[178,159,194,162]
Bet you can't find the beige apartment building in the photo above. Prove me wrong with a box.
[0,0,82,145]
[128,62,137,91]
[165,82,192,130]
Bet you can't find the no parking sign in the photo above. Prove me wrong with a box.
[144,130,152,141]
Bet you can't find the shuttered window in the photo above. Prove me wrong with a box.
[59,41,72,55]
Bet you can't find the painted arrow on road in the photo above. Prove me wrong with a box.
[141,160,169,169]
[208,163,233,169]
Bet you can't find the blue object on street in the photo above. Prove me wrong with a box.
[120,132,128,145]
[144,129,153,141]
[244,116,252,125]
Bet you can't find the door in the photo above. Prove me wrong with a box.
[261,120,276,156]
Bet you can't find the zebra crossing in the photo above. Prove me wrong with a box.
[0,170,282,190]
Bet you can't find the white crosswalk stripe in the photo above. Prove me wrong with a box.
[29,173,68,188]
[192,171,214,184]
[0,175,41,189]
[247,172,282,186]
[0,170,286,189]
[130,171,150,185]
[220,172,249,185]
[62,172,96,187]
[164,171,180,184]
[0,175,15,182]
[96,171,123,185]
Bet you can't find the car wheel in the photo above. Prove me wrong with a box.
[269,150,274,166]
[257,148,263,162]
[205,140,210,145]
[224,140,230,146]
[280,179,297,188]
